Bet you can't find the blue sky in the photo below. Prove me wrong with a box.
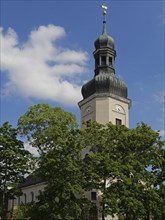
[0,0,165,138]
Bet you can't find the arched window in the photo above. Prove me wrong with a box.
[95,57,99,68]
[101,56,106,65]
[12,199,15,209]
[31,192,34,202]
[24,193,27,204]
[116,118,122,125]
[89,207,98,220]
[38,190,42,195]
[36,190,42,201]
[18,196,20,205]
[109,57,112,66]
[91,191,97,201]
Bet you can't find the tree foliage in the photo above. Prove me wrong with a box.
[17,104,89,219]
[0,122,31,220]
[15,104,165,219]
[81,121,165,220]
[18,104,77,151]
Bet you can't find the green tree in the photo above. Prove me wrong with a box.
[152,144,165,220]
[17,105,165,219]
[17,104,89,219]
[0,122,31,220]
[81,121,165,220]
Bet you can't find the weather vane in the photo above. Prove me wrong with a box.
[101,0,108,34]
[102,1,108,15]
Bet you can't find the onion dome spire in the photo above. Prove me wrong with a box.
[81,2,129,101]
[94,4,114,50]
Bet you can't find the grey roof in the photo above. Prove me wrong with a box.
[94,13,114,50]
[82,71,128,99]
[94,32,114,50]
[81,12,129,101]
[19,173,43,188]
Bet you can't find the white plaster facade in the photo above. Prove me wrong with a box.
[8,182,46,214]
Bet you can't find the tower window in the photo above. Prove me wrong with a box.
[101,56,106,65]
[95,57,99,68]
[116,118,122,125]
[89,207,98,220]
[91,191,97,200]
[109,57,112,66]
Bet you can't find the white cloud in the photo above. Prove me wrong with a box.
[24,142,39,157]
[0,25,88,106]
[159,130,165,138]
[153,91,165,104]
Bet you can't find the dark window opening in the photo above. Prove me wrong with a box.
[116,118,122,125]
[89,207,98,220]
[91,191,97,200]
[86,120,91,127]
[37,190,42,201]
[109,57,112,66]
[95,57,99,68]
[31,192,34,202]
[101,56,106,65]
[24,194,27,204]
[84,153,90,161]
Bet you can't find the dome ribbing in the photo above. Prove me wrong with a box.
[94,33,114,50]
[82,73,128,99]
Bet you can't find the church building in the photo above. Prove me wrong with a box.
[8,4,132,220]
[78,6,132,219]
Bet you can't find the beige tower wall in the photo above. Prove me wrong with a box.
[95,97,129,127]
[79,93,131,127]
[79,94,131,220]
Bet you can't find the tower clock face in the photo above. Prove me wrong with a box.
[115,105,123,113]
[85,106,92,114]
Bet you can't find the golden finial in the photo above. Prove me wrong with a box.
[103,10,107,15]
[102,4,108,14]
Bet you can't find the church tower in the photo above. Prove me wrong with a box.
[78,5,131,127]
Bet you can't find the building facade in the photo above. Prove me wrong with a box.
[7,176,46,216]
